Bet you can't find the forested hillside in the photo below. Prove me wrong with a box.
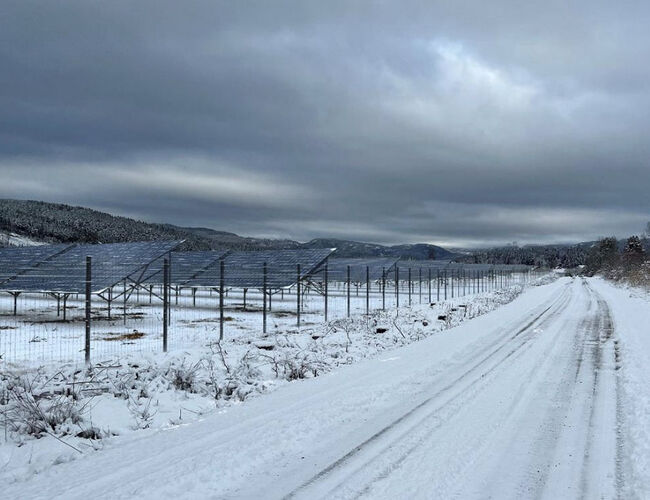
[0,199,455,258]
[0,199,295,251]
[462,244,591,268]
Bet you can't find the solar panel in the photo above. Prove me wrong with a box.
[459,264,496,271]
[186,248,335,289]
[146,250,230,286]
[0,241,183,293]
[396,259,452,271]
[491,264,532,272]
[326,257,398,282]
[0,244,74,285]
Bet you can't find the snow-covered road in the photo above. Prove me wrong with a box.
[282,278,621,499]
[4,277,628,499]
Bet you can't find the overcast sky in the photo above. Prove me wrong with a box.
[1,1,649,247]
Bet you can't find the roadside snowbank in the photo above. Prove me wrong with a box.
[589,278,650,499]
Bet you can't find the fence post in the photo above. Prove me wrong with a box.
[451,269,455,298]
[436,269,440,302]
[263,262,267,334]
[382,267,386,311]
[408,268,412,306]
[85,256,92,363]
[324,260,328,322]
[167,261,172,326]
[163,258,169,351]
[219,259,225,341]
[419,268,422,304]
[366,266,370,315]
[395,266,400,308]
[296,264,301,327]
[346,265,351,318]
[428,268,432,303]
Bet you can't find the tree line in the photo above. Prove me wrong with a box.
[584,231,649,287]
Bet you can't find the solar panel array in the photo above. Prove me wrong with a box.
[0,244,74,285]
[460,263,499,271]
[0,241,182,293]
[0,241,532,295]
[147,250,230,286]
[395,261,532,273]
[491,264,532,272]
[396,259,452,271]
[185,248,335,289]
[326,257,399,282]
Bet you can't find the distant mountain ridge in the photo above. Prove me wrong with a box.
[301,238,457,260]
[0,199,456,259]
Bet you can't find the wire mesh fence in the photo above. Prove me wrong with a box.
[0,243,541,367]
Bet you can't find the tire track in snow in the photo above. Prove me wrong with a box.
[535,280,621,500]
[578,282,623,499]
[283,282,574,499]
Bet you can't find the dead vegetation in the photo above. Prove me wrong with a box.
[102,331,146,341]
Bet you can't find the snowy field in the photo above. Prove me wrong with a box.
[1,274,648,499]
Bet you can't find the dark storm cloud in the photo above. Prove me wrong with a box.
[1,1,649,246]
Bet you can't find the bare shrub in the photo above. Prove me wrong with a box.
[168,359,202,393]
[1,370,90,439]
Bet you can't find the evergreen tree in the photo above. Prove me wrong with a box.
[623,235,646,269]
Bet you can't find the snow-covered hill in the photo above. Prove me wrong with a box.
[0,229,44,247]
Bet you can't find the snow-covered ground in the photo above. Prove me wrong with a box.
[589,278,650,497]
[1,275,647,499]
[0,231,43,247]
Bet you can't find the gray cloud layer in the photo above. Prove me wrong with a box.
[1,1,649,246]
